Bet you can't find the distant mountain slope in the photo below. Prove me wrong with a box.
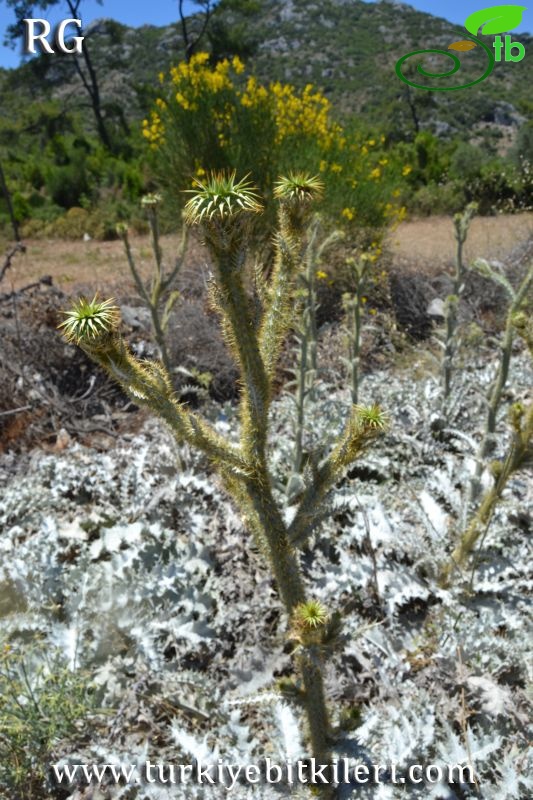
[1,0,531,142]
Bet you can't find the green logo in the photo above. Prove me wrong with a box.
[396,4,527,91]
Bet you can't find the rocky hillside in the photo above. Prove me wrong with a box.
[1,0,531,141]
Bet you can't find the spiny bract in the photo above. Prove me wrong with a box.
[183,171,263,225]
[354,404,388,431]
[273,172,324,203]
[59,296,120,344]
[293,600,329,631]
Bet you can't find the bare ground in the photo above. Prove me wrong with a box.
[2,212,532,295]
[387,212,533,275]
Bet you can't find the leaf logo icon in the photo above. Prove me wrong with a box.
[448,40,478,50]
[465,4,527,36]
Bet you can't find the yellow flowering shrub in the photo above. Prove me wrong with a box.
[144,53,407,231]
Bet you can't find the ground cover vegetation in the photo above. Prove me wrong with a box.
[0,175,531,799]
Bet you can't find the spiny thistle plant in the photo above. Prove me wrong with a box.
[60,171,387,781]
[116,193,187,375]
[442,202,477,402]
[443,398,533,587]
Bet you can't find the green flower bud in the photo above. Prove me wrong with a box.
[59,296,120,346]
[292,600,329,645]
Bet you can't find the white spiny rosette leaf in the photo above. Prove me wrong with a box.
[418,490,449,539]
[436,723,470,766]
[274,700,304,760]
[466,676,514,717]
[356,685,436,765]
[171,726,219,763]
[465,726,504,764]
[0,338,531,798]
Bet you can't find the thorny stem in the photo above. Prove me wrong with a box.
[292,219,340,477]
[346,290,362,406]
[62,174,386,790]
[293,329,308,475]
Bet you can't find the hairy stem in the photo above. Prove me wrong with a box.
[468,262,533,505]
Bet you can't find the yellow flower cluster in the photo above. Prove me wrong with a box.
[270,82,340,147]
[239,77,341,148]
[143,53,245,145]
[142,110,164,148]
[169,52,244,92]
[240,75,269,107]
[143,53,341,152]
[360,242,382,264]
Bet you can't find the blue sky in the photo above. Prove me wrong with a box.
[0,1,531,69]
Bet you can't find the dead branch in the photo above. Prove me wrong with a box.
[0,405,32,418]
[0,242,26,285]
[0,275,52,303]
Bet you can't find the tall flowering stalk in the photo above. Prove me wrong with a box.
[289,216,342,485]
[464,260,533,509]
[342,246,381,405]
[116,194,187,376]
[441,267,533,586]
[60,172,387,780]
[442,202,477,402]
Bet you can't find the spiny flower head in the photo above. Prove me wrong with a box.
[291,600,329,646]
[512,311,529,331]
[511,311,533,356]
[293,600,329,631]
[273,172,323,204]
[141,193,162,208]
[115,222,129,237]
[59,296,120,345]
[354,404,388,432]
[183,171,262,226]
[509,401,525,433]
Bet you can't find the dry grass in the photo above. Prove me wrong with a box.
[1,212,532,295]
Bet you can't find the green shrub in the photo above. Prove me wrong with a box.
[411,181,467,216]
[0,641,96,800]
[45,207,118,241]
[11,191,31,222]
[449,142,487,183]
[513,119,533,166]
